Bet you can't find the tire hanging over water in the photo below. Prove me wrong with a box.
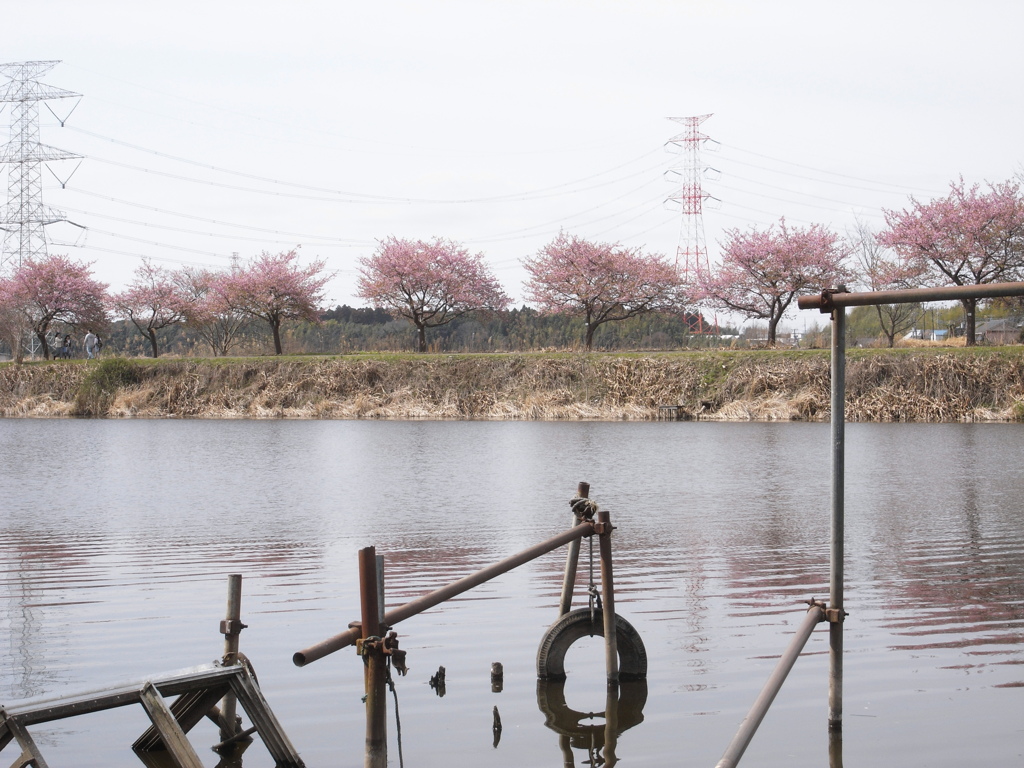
[536,607,648,681]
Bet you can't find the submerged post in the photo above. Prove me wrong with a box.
[359,547,387,768]
[597,509,618,684]
[829,304,846,731]
[559,482,590,616]
[219,574,244,743]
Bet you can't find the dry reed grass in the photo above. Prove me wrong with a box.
[1,350,1021,422]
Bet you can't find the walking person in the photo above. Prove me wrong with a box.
[84,330,98,360]
[63,334,73,359]
[52,331,64,359]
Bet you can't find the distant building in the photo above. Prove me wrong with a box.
[976,318,1023,345]
[904,328,949,342]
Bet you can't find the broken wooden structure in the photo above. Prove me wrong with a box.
[0,663,303,768]
[0,575,303,768]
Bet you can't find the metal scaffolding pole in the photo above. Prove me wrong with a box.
[829,306,846,730]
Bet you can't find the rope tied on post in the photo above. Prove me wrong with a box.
[384,655,405,768]
[570,496,599,522]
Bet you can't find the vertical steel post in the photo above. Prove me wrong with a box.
[359,547,387,768]
[375,554,386,626]
[220,573,243,743]
[829,727,844,768]
[558,482,590,616]
[598,509,619,683]
[603,682,619,767]
[829,307,846,731]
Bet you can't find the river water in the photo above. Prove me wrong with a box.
[1,419,1022,767]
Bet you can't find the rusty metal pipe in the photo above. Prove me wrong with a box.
[219,574,242,743]
[598,509,619,683]
[360,547,387,768]
[715,604,826,768]
[829,307,846,731]
[294,522,596,666]
[798,280,1024,312]
[558,482,590,616]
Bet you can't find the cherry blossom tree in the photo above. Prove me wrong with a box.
[522,232,685,350]
[220,249,330,355]
[357,236,510,352]
[0,254,108,359]
[113,259,188,358]
[852,220,924,347]
[699,218,851,346]
[175,266,249,356]
[878,178,1024,345]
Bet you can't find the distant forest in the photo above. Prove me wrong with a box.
[97,306,728,357]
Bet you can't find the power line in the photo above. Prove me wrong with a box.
[64,188,368,242]
[71,126,666,204]
[65,63,649,158]
[714,181,888,217]
[60,204,371,248]
[717,143,946,196]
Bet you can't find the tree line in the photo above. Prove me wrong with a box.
[2,174,1023,360]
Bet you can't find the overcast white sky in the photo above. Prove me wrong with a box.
[5,0,1023,323]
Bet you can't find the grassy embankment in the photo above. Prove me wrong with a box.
[1,347,1023,421]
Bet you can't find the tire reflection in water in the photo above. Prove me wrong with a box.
[536,679,647,768]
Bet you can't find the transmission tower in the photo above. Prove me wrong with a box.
[0,60,82,272]
[665,114,715,285]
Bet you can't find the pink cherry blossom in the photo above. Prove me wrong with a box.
[699,218,851,346]
[220,249,330,355]
[0,253,109,359]
[878,177,1024,344]
[357,236,509,352]
[113,259,189,358]
[522,232,685,350]
[174,266,249,356]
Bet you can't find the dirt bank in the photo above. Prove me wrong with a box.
[2,349,1023,421]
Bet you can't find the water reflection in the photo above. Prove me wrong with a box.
[536,679,648,768]
[2,420,1023,767]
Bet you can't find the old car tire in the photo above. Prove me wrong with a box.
[537,608,647,681]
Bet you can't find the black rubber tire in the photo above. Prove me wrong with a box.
[536,608,647,681]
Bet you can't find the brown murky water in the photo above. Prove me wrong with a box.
[1,420,1022,767]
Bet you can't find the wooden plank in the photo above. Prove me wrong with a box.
[5,717,49,768]
[229,670,305,767]
[137,683,205,768]
[2,665,237,728]
[133,685,230,752]
[0,664,301,767]
[0,709,11,753]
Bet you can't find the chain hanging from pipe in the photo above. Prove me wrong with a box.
[587,533,602,623]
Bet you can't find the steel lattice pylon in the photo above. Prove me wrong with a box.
[0,60,81,272]
[665,114,714,285]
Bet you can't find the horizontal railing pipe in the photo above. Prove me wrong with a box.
[715,604,826,768]
[293,522,596,667]
[799,281,1024,313]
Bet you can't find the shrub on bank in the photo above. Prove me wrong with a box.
[73,358,143,416]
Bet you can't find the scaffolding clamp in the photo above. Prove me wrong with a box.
[825,608,848,624]
[219,619,248,636]
[381,631,408,676]
[356,636,382,656]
